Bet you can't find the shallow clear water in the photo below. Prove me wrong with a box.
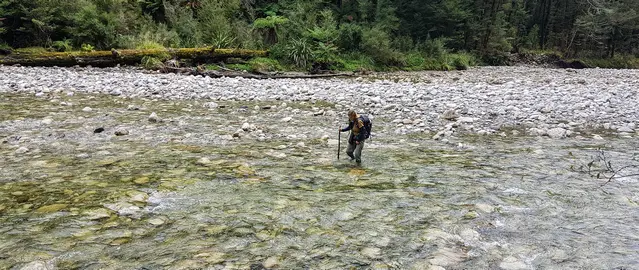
[1,93,638,269]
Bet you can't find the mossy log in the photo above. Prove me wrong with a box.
[0,48,268,67]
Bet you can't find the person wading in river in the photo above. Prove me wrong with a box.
[339,110,370,164]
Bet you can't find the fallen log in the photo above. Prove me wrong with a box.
[162,67,356,79]
[0,48,268,67]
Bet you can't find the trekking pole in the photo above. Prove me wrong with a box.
[337,129,341,160]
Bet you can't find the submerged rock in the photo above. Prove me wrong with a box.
[499,256,528,270]
[361,247,382,259]
[263,256,280,268]
[83,208,112,220]
[35,204,67,213]
[19,261,55,270]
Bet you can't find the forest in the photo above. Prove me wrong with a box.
[1,0,639,70]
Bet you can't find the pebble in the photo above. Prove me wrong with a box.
[242,123,251,131]
[148,112,159,122]
[15,147,29,154]
[82,107,93,112]
[115,129,129,136]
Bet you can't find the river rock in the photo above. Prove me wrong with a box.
[281,117,292,122]
[41,118,53,125]
[149,112,159,122]
[618,126,634,133]
[15,147,29,154]
[204,102,219,109]
[19,261,55,270]
[115,129,129,136]
[84,208,112,220]
[361,247,382,259]
[148,217,165,226]
[441,109,459,121]
[242,123,251,132]
[82,107,93,112]
[499,256,528,270]
[547,127,567,139]
[263,256,280,268]
[429,247,467,267]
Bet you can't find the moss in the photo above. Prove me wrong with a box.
[0,47,268,67]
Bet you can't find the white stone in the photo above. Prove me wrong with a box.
[263,256,279,268]
[19,261,55,270]
[499,256,528,270]
[149,112,159,122]
[82,107,92,112]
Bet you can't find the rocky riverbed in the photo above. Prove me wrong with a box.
[1,66,638,269]
[1,65,638,140]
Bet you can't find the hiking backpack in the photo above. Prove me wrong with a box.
[359,115,373,139]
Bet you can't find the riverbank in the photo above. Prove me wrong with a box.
[1,65,637,140]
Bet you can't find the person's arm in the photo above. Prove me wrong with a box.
[340,121,354,132]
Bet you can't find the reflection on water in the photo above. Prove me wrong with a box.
[1,93,638,269]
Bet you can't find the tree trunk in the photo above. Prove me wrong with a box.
[0,48,268,67]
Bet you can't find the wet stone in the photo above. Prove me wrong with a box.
[361,247,382,259]
[148,218,165,226]
[19,261,56,270]
[149,112,160,122]
[35,204,67,214]
[263,256,279,268]
[83,208,112,220]
[499,256,528,270]
[114,129,129,136]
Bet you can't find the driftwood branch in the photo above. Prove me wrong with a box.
[162,67,356,80]
[571,149,639,187]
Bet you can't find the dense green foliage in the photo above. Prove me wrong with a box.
[1,0,638,70]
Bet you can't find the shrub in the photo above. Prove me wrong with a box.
[313,42,339,64]
[361,27,405,67]
[336,23,363,51]
[280,38,313,68]
[51,40,73,52]
[448,52,477,70]
[141,56,164,69]
[418,38,449,59]
[248,57,283,72]
[135,41,165,50]
[80,43,94,52]
[118,21,181,49]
